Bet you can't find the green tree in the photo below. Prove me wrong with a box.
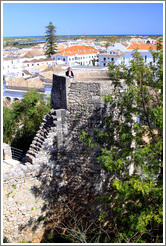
[105,36,119,49]
[45,21,58,57]
[91,58,98,66]
[3,104,16,144]
[81,42,163,242]
[3,90,51,154]
[108,35,118,44]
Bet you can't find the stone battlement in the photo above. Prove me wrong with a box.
[51,73,114,110]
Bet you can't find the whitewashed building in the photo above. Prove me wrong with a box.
[22,58,56,74]
[3,48,47,78]
[125,42,158,66]
[108,42,128,53]
[3,57,22,76]
[51,46,99,66]
[98,49,125,67]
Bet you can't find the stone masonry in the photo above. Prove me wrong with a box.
[3,73,115,243]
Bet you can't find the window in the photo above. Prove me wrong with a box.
[58,58,60,60]
[145,55,147,63]
[104,57,106,61]
[22,73,24,76]
[63,58,65,61]
[111,58,114,61]
[69,58,71,61]
[103,63,106,66]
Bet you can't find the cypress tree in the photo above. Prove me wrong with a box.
[45,21,57,57]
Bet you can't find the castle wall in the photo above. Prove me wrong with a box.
[51,74,67,109]
[3,163,46,243]
[3,74,114,243]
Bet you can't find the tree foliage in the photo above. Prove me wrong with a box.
[3,104,16,144]
[45,21,57,57]
[3,90,51,154]
[81,40,163,242]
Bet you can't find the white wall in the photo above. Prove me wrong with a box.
[3,89,25,102]
[3,59,22,75]
[125,50,155,66]
[99,55,124,67]
[52,53,98,66]
[108,43,127,52]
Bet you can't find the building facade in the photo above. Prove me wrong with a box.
[124,42,158,66]
[98,50,125,67]
[51,45,99,66]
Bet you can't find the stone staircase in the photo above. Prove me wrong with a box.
[25,109,69,165]
[25,109,57,164]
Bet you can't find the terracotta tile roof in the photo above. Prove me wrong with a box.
[86,46,99,52]
[98,53,124,57]
[127,42,158,51]
[98,49,124,57]
[42,66,63,73]
[53,45,99,56]
[121,41,129,47]
[22,70,32,75]
[40,66,64,80]
[23,58,54,63]
[3,56,20,61]
[7,76,44,89]
[22,49,44,58]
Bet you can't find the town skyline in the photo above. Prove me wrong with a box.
[3,2,164,37]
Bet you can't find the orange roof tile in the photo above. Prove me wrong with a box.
[127,42,158,51]
[53,45,99,56]
[86,46,99,52]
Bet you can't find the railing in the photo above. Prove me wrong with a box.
[11,146,24,161]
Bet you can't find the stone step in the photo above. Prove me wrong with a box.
[33,137,43,144]
[30,144,40,152]
[27,150,37,157]
[25,154,34,164]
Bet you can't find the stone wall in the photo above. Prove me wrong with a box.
[3,74,114,243]
[3,143,12,160]
[3,162,46,243]
[51,74,67,109]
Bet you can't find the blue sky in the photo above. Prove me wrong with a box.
[3,2,163,37]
